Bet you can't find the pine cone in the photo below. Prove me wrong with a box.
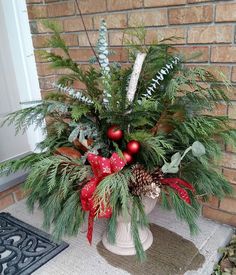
[129,164,161,198]
[130,164,153,186]
[151,167,164,183]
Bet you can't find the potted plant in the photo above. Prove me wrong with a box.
[1,20,235,261]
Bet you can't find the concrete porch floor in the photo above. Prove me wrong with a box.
[4,200,233,275]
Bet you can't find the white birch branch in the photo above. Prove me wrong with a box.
[126,52,147,103]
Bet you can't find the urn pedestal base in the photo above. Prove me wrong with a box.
[102,197,157,256]
[102,223,153,255]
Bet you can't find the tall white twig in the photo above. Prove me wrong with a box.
[126,52,147,103]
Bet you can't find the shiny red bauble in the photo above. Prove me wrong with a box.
[122,151,133,164]
[126,140,140,155]
[107,125,123,141]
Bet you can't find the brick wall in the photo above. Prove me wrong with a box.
[26,0,236,225]
[0,184,26,210]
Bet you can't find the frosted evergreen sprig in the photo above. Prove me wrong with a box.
[98,19,110,75]
[55,84,94,105]
[68,122,98,143]
[143,56,180,99]
[97,19,111,105]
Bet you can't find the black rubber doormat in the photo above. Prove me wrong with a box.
[0,212,69,275]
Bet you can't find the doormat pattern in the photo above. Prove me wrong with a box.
[0,212,68,275]
[97,223,205,275]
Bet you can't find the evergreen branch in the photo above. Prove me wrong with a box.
[1,101,70,134]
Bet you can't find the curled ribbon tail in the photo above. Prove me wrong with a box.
[87,213,94,245]
[80,153,126,244]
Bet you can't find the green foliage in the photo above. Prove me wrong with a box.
[22,154,91,240]
[1,101,69,134]
[169,188,200,234]
[0,153,48,177]
[1,19,236,261]
[44,20,69,56]
[180,159,233,199]
[130,196,147,261]
[138,135,173,170]
[94,169,132,218]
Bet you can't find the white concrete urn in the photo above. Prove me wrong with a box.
[102,196,158,255]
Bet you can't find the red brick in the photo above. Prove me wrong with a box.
[109,31,128,46]
[74,47,128,63]
[62,34,79,46]
[204,103,227,116]
[79,32,98,47]
[128,10,168,27]
[172,46,209,62]
[37,63,55,76]
[203,206,236,226]
[0,185,22,197]
[222,153,236,169]
[216,3,236,22]
[202,196,219,208]
[109,48,129,62]
[0,194,15,210]
[169,5,213,25]
[224,86,236,100]
[26,0,42,3]
[232,67,236,82]
[69,48,94,61]
[145,28,186,45]
[27,5,47,19]
[211,46,236,63]
[188,25,232,44]
[47,2,75,17]
[188,0,212,2]
[107,0,143,11]
[13,187,27,201]
[63,17,93,32]
[94,14,127,29]
[228,102,236,119]
[220,197,236,213]
[79,0,106,13]
[144,0,186,7]
[32,35,49,48]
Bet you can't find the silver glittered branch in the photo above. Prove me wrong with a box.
[143,56,180,99]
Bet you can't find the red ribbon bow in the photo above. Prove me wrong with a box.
[160,178,195,204]
[80,153,126,244]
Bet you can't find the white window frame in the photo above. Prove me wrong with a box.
[1,0,43,151]
[0,0,44,191]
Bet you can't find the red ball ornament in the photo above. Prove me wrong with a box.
[126,140,141,155]
[122,151,133,164]
[107,125,123,141]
